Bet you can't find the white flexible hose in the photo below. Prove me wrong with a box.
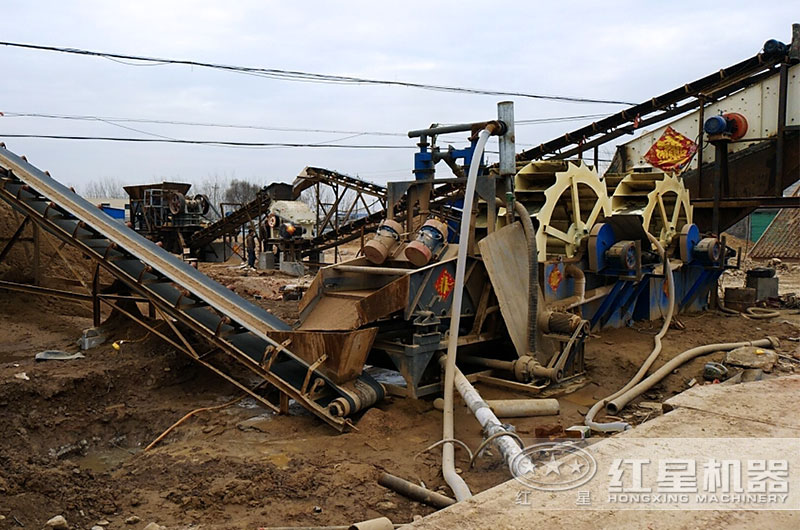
[606,337,777,413]
[584,233,675,432]
[441,127,492,501]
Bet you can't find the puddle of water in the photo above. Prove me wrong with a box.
[75,446,139,473]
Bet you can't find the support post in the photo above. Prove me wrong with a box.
[92,263,101,327]
[32,223,41,286]
[711,140,729,236]
[775,63,788,197]
[697,97,706,196]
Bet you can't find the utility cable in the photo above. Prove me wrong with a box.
[1,111,616,135]
[0,41,636,105]
[0,133,414,149]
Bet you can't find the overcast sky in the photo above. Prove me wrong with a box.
[0,1,795,192]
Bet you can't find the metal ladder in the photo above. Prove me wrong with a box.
[0,146,356,431]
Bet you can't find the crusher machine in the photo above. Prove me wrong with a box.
[289,102,733,400]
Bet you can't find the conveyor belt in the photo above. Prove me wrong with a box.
[189,187,273,250]
[0,145,359,431]
[292,166,387,200]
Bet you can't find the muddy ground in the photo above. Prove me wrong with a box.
[1,294,798,528]
[1,220,800,528]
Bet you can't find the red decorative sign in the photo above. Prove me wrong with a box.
[435,269,455,300]
[548,267,563,291]
[644,126,698,174]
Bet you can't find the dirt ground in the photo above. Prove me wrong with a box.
[1,290,798,528]
[2,218,800,528]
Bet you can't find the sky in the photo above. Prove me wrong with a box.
[0,1,796,193]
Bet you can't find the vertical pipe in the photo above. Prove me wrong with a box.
[496,102,515,235]
[498,102,516,178]
[593,145,599,171]
[497,102,516,224]
[775,63,788,197]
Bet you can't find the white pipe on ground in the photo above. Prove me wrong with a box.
[433,397,560,417]
[439,357,534,476]
[606,337,779,414]
[584,233,674,433]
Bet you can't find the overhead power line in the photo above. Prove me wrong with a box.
[0,41,636,106]
[1,111,615,138]
[516,113,609,124]
[0,133,415,149]
[0,111,405,136]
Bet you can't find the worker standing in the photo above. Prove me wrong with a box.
[245,229,258,269]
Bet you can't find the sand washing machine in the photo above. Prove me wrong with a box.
[269,104,734,404]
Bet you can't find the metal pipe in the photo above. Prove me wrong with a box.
[441,127,493,501]
[607,337,778,415]
[378,472,456,509]
[458,355,513,371]
[585,233,674,432]
[497,102,516,177]
[408,120,505,139]
[555,264,585,308]
[439,356,533,476]
[497,101,515,233]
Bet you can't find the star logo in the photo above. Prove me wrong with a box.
[543,454,563,476]
[569,459,585,475]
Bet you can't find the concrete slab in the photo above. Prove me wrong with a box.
[406,375,800,529]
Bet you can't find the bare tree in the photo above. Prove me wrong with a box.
[83,177,126,199]
[224,178,261,205]
[194,174,230,216]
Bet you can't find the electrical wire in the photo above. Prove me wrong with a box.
[0,41,636,106]
[0,111,406,136]
[0,110,617,135]
[0,133,415,149]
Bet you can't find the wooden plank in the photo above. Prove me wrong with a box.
[477,222,529,357]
